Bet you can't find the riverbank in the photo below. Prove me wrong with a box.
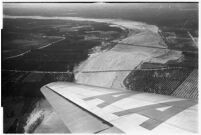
[74,18,183,89]
[2,16,128,133]
[2,16,186,133]
[4,16,184,90]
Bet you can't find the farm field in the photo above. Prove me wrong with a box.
[2,3,198,133]
[2,18,127,133]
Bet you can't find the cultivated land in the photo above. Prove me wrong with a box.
[75,18,196,91]
[2,16,198,133]
[2,17,127,133]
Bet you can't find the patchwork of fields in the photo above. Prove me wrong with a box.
[2,18,128,133]
[2,16,198,133]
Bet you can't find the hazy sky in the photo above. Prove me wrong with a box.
[3,3,198,28]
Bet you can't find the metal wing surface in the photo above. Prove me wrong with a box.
[41,82,198,134]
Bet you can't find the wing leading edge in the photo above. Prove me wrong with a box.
[41,82,198,134]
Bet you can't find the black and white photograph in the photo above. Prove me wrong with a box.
[1,1,199,134]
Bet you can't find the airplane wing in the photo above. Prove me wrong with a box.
[41,82,198,134]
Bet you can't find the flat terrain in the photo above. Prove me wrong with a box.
[75,19,197,90]
[2,18,127,133]
[2,16,198,133]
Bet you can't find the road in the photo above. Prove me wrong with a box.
[4,37,65,60]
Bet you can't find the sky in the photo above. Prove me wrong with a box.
[3,3,198,28]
